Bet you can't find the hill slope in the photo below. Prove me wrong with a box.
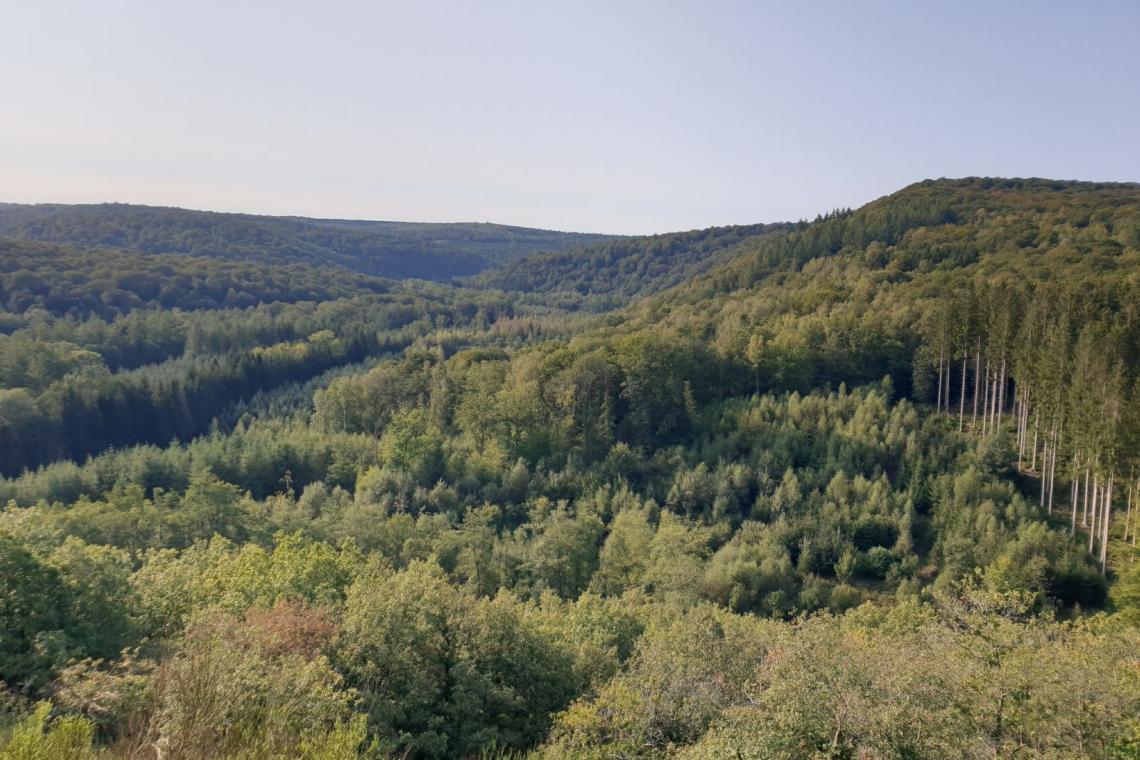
[1,178,1138,760]
[469,221,791,308]
[614,177,1140,396]
[0,237,395,319]
[0,202,617,281]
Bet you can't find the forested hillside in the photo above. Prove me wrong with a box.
[1,179,1138,759]
[0,235,523,473]
[469,221,792,310]
[0,203,616,281]
[0,238,396,319]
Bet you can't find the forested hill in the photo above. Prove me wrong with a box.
[0,202,617,281]
[468,221,792,309]
[0,237,397,320]
[664,177,1140,303]
[615,177,1140,397]
[2,178,1139,759]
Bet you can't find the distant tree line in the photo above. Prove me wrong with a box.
[0,202,615,281]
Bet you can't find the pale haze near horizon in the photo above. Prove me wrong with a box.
[2,1,1138,235]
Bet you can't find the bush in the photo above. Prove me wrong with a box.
[0,702,98,760]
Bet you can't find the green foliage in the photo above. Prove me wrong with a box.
[0,534,69,688]
[149,606,350,760]
[44,539,137,661]
[545,605,778,757]
[471,222,790,309]
[376,408,446,485]
[0,702,98,760]
[702,522,798,615]
[0,203,612,285]
[545,586,1140,760]
[334,561,577,758]
[591,500,655,595]
[131,532,361,636]
[1,178,1139,758]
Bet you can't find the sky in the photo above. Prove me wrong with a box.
[2,1,1138,234]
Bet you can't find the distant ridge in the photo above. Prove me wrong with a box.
[0,202,618,281]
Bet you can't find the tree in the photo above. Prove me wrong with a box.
[172,471,246,539]
[0,533,69,688]
[591,504,655,596]
[518,502,604,599]
[335,561,576,758]
[377,408,445,485]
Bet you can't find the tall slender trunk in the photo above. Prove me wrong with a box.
[945,357,952,412]
[1070,457,1080,535]
[982,360,991,433]
[1089,473,1099,554]
[1019,394,1030,467]
[990,375,999,430]
[1030,398,1039,464]
[1030,410,1039,471]
[972,339,981,427]
[997,356,1006,425]
[1083,468,1091,526]
[1125,477,1135,544]
[958,352,967,431]
[1047,424,1059,514]
[1101,475,1114,574]
[936,345,944,414]
[1016,397,1024,468]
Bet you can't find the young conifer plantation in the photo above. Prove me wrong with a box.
[1,178,1139,758]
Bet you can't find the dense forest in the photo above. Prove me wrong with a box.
[468,222,792,310]
[1,179,1138,759]
[0,203,616,281]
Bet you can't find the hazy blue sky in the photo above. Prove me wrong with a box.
[2,1,1138,233]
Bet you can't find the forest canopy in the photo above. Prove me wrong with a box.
[1,178,1138,759]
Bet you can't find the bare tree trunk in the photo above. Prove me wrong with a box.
[936,345,944,414]
[972,338,981,427]
[1071,457,1080,535]
[1030,398,1039,464]
[1125,476,1135,544]
[1089,473,1099,555]
[1101,474,1114,574]
[982,359,991,434]
[945,356,952,412]
[1021,391,1030,469]
[959,352,967,431]
[1023,396,1032,464]
[1047,425,1059,514]
[1016,390,1025,466]
[990,374,999,430]
[1083,468,1091,527]
[1030,410,1039,471]
[997,356,1006,425]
